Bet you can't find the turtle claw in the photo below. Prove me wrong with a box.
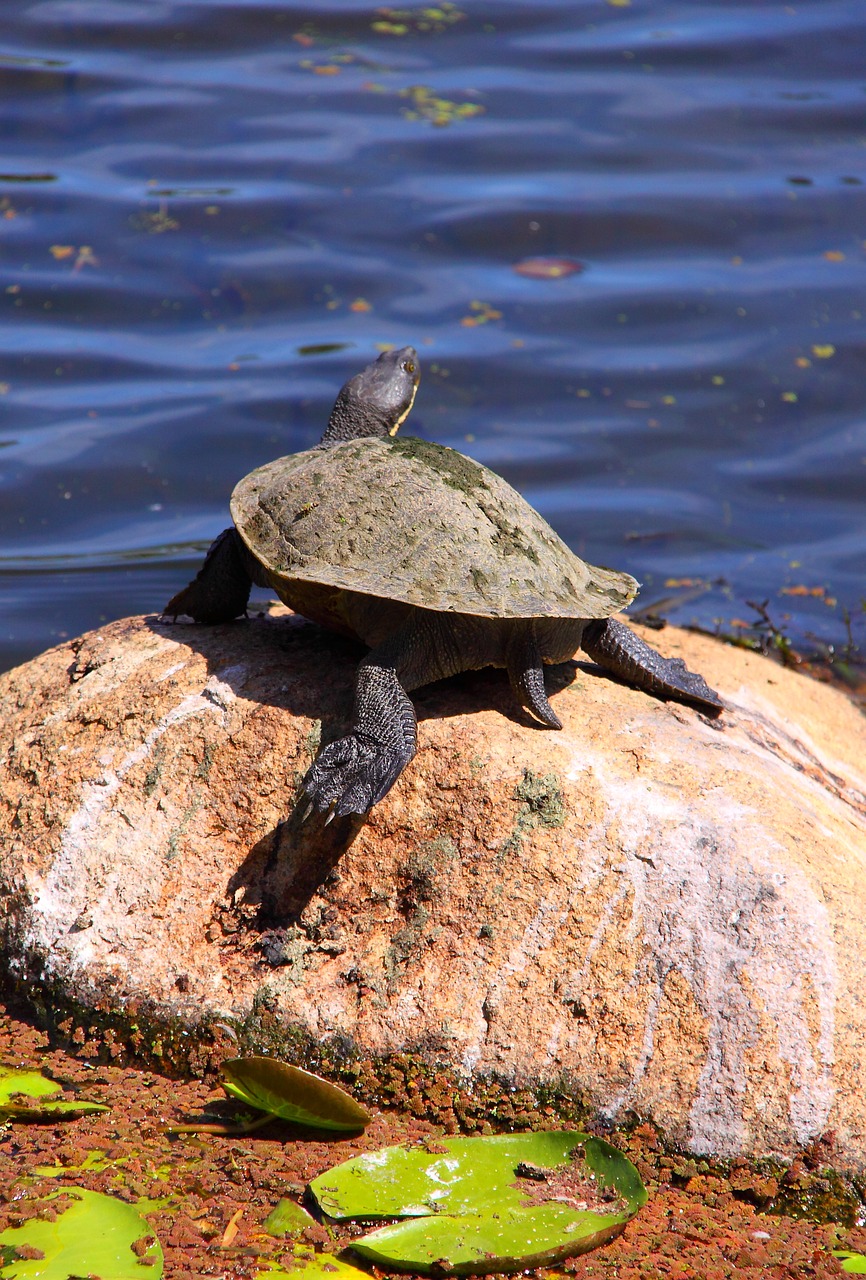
[302,730,413,818]
[300,800,315,824]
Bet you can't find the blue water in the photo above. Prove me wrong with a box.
[1,0,865,673]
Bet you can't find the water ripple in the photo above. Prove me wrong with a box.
[1,0,864,670]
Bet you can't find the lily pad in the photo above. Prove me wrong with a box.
[0,1187,163,1279]
[0,1067,108,1121]
[35,1150,114,1177]
[0,1068,60,1104]
[352,1202,629,1275]
[1,1099,110,1121]
[310,1130,643,1220]
[258,1246,370,1278]
[263,1198,320,1238]
[221,1056,371,1131]
[836,1252,866,1274]
[311,1131,645,1275]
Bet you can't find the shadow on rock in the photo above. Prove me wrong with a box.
[228,808,365,928]
[144,609,577,928]
[145,609,577,734]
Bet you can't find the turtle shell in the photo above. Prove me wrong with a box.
[230,435,638,620]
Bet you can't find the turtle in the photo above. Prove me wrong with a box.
[164,346,722,818]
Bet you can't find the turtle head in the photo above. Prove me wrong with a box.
[320,347,420,445]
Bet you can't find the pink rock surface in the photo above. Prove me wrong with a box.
[1,611,865,1165]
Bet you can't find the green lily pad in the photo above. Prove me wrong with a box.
[0,1187,163,1279]
[310,1131,644,1220]
[221,1056,371,1132]
[836,1252,866,1274]
[0,1067,108,1122]
[0,1068,60,1104]
[353,1202,629,1275]
[258,1247,370,1278]
[263,1198,320,1238]
[1,1099,110,1122]
[35,1150,114,1177]
[311,1131,645,1275]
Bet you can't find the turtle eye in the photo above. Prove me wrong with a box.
[403,359,416,375]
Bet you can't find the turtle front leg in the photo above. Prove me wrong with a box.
[302,610,504,817]
[163,527,253,624]
[302,656,417,818]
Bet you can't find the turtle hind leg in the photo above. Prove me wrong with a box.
[163,527,253,624]
[582,617,723,713]
[303,658,417,818]
[506,622,562,729]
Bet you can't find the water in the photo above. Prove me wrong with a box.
[2,0,865,675]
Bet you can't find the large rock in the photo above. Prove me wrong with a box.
[1,611,865,1166]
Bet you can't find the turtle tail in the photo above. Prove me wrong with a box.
[582,618,723,713]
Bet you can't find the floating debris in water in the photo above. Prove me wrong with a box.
[513,257,584,279]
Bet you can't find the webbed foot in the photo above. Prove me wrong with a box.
[582,617,723,713]
[303,729,415,818]
[302,657,418,818]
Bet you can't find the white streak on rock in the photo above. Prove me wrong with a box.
[571,743,837,1156]
[156,661,187,681]
[25,671,245,973]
